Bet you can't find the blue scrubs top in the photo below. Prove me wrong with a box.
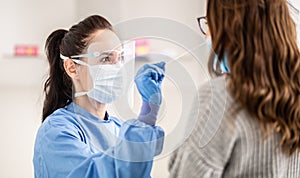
[33,102,164,178]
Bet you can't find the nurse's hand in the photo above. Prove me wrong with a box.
[134,61,166,105]
[135,61,166,126]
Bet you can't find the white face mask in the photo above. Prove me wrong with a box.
[88,64,126,103]
[74,61,126,103]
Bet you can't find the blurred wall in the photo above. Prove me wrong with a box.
[0,0,77,55]
[0,0,77,177]
[78,0,206,31]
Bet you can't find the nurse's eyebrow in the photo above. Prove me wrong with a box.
[99,49,124,56]
[99,52,112,56]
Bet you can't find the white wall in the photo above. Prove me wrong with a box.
[119,0,205,32]
[77,0,122,24]
[0,0,77,55]
[0,0,77,177]
[78,0,206,31]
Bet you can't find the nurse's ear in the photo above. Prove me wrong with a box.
[63,59,79,79]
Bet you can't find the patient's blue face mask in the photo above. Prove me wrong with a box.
[206,37,230,74]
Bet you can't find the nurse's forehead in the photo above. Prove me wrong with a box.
[89,29,121,44]
[87,42,123,52]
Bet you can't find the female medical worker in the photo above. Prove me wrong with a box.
[33,15,165,178]
[169,0,300,177]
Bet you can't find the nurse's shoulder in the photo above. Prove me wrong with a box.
[35,105,83,143]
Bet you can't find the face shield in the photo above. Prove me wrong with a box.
[72,30,135,104]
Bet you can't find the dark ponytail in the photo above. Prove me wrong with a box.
[42,30,72,122]
[42,15,112,122]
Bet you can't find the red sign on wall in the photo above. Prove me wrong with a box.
[135,39,149,56]
[14,45,39,56]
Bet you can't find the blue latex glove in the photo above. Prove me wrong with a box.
[134,61,166,105]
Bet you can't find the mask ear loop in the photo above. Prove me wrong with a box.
[60,53,91,98]
[72,58,90,98]
[74,92,88,97]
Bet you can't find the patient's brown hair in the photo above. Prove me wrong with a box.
[207,0,300,155]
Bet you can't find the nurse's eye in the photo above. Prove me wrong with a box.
[98,55,112,64]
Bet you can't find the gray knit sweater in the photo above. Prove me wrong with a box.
[168,76,300,178]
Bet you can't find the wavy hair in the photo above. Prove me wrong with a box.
[207,0,300,155]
